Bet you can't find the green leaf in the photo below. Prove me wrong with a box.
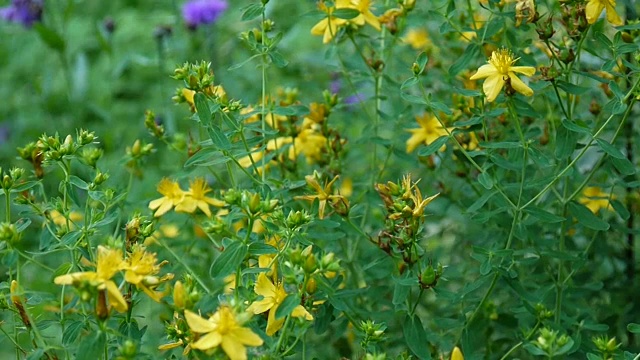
[524,207,565,223]
[195,93,211,124]
[429,101,453,115]
[207,125,231,150]
[555,124,578,159]
[628,323,640,333]
[449,43,479,76]
[478,171,493,190]
[34,24,65,52]
[417,136,448,156]
[60,231,83,247]
[76,330,106,359]
[467,190,497,213]
[248,243,278,255]
[562,119,591,135]
[272,105,309,116]
[11,181,39,192]
[595,138,625,159]
[62,320,85,345]
[210,240,248,278]
[587,353,603,360]
[415,52,428,74]
[275,294,301,320]
[403,315,431,359]
[69,175,88,190]
[401,92,428,105]
[332,8,360,19]
[401,77,419,90]
[568,202,610,231]
[26,349,45,360]
[479,141,521,149]
[184,147,229,167]
[269,50,288,68]
[611,199,630,220]
[241,3,263,20]
[556,80,590,95]
[611,157,636,176]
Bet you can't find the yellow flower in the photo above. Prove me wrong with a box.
[258,236,283,278]
[182,85,227,112]
[175,178,225,217]
[184,307,263,360]
[451,346,464,360]
[469,48,536,102]
[122,245,173,302]
[149,178,186,217]
[290,129,328,164]
[311,1,350,43]
[247,273,313,336]
[403,28,431,50]
[54,246,128,313]
[515,0,536,26]
[585,0,623,25]
[579,186,614,213]
[405,113,450,153]
[351,0,381,31]
[295,173,348,219]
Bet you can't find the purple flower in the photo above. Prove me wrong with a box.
[181,0,227,30]
[0,0,43,28]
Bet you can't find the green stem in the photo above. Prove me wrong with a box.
[156,239,211,293]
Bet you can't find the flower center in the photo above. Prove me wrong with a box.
[489,49,516,75]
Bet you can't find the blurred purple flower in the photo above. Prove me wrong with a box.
[0,0,43,28]
[182,0,227,30]
[345,93,365,105]
[0,124,10,145]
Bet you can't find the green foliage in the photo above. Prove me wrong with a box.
[1,0,640,359]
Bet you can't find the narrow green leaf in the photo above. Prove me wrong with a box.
[275,294,301,320]
[556,80,590,95]
[627,323,640,333]
[332,8,360,19]
[210,241,248,277]
[568,202,610,231]
[524,207,565,223]
[611,157,636,176]
[401,77,418,90]
[269,50,288,68]
[562,119,591,135]
[417,136,448,156]
[416,51,428,74]
[60,231,83,246]
[403,315,431,359]
[611,199,630,220]
[555,125,578,159]
[449,43,479,76]
[401,92,428,105]
[207,125,231,150]
[69,175,88,190]
[478,172,493,189]
[34,24,65,52]
[467,190,497,213]
[76,330,106,359]
[241,3,263,20]
[195,93,211,124]
[595,138,625,159]
[11,181,39,192]
[248,243,278,255]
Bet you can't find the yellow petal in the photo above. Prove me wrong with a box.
[104,280,128,313]
[232,327,264,346]
[406,131,427,153]
[266,305,286,336]
[510,66,536,76]
[605,2,623,25]
[311,18,328,36]
[291,305,314,320]
[191,331,222,350]
[254,273,276,298]
[247,298,273,315]
[184,310,216,333]
[221,336,248,360]
[482,74,505,102]
[508,73,534,97]
[469,64,497,80]
[585,0,605,24]
[451,346,464,360]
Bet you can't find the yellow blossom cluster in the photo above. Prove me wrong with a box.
[149,177,225,217]
[54,245,173,313]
